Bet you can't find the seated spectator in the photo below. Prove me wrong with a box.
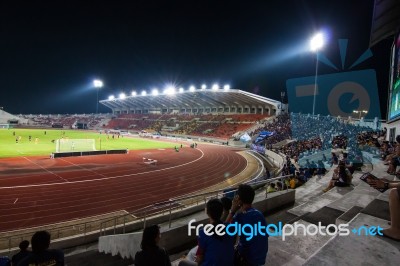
[135,225,171,266]
[368,178,400,241]
[226,184,268,265]
[342,152,355,174]
[266,183,277,194]
[18,231,64,266]
[289,176,298,189]
[323,161,352,192]
[179,199,234,266]
[12,240,30,266]
[331,152,339,166]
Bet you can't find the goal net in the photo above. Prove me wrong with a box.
[56,139,96,152]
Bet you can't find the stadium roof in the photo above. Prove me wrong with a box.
[100,89,282,115]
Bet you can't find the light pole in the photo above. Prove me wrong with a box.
[353,110,368,120]
[93,79,103,114]
[281,91,285,113]
[309,32,324,116]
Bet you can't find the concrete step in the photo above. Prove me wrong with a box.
[304,213,400,266]
[265,219,335,265]
[65,250,133,266]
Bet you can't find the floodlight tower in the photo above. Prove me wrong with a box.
[309,32,324,116]
[93,79,103,114]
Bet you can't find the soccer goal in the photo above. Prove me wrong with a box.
[55,139,96,152]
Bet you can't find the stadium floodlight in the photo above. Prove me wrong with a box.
[309,32,325,116]
[119,93,126,99]
[131,91,137,96]
[152,88,159,96]
[179,87,184,93]
[212,84,219,90]
[223,84,230,90]
[164,86,176,95]
[93,79,103,88]
[141,90,147,96]
[108,95,115,100]
[93,79,103,114]
[201,84,207,90]
[189,85,196,92]
[309,32,324,52]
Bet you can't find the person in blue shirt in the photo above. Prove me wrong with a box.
[226,184,268,266]
[179,199,234,266]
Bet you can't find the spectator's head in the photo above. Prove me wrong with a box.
[237,184,255,205]
[206,198,224,222]
[220,197,232,212]
[141,225,161,250]
[270,183,276,188]
[31,231,51,253]
[19,240,29,251]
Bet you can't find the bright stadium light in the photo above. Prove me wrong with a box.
[189,85,196,92]
[131,91,137,96]
[223,84,230,90]
[309,32,326,116]
[201,84,207,90]
[93,79,103,114]
[164,86,176,95]
[152,88,159,96]
[93,79,103,88]
[108,95,115,100]
[119,93,126,99]
[179,87,184,93]
[141,90,147,96]
[309,32,324,52]
[212,84,219,90]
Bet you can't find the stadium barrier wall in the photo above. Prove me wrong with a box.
[51,149,128,158]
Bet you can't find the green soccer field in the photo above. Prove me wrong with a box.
[0,129,178,158]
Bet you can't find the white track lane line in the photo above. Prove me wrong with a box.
[21,156,69,183]
[0,149,204,189]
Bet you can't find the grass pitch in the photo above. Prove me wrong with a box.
[0,129,179,158]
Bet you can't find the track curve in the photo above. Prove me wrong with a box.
[0,144,247,231]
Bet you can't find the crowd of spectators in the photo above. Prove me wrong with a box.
[1,230,64,266]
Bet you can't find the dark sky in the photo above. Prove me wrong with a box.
[0,0,393,116]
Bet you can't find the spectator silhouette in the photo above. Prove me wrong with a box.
[18,231,64,266]
[12,240,30,266]
[134,225,171,266]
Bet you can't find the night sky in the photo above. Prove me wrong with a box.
[0,0,393,116]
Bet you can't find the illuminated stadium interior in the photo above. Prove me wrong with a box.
[0,1,400,266]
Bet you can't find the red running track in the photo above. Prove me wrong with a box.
[0,145,247,231]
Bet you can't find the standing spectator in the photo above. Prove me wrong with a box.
[18,231,64,266]
[12,240,30,266]
[226,184,268,266]
[134,225,171,266]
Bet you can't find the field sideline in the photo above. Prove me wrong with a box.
[0,129,178,158]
